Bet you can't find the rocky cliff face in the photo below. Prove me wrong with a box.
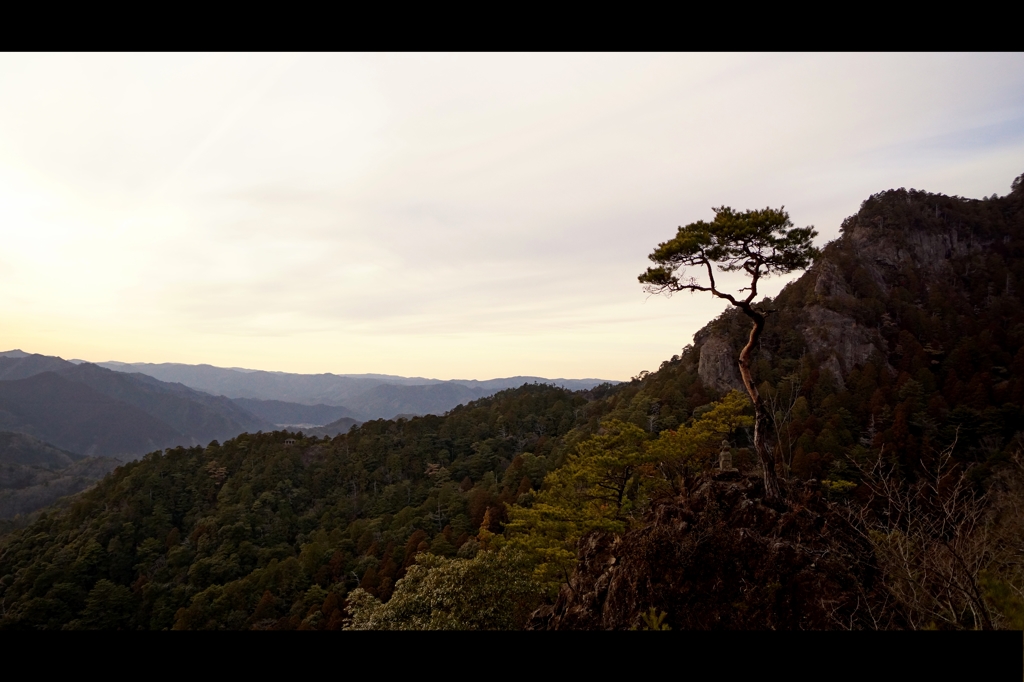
[695,332,745,394]
[692,279,883,395]
[845,217,978,281]
[688,183,1019,395]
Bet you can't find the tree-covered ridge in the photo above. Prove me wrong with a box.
[0,384,589,629]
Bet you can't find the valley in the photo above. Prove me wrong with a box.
[0,351,615,520]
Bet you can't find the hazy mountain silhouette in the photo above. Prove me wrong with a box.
[0,372,182,457]
[54,363,270,442]
[0,351,73,381]
[304,417,362,437]
[0,353,273,458]
[448,376,616,392]
[88,360,618,420]
[1,350,616,451]
[230,398,360,426]
[4,351,618,450]
[352,382,490,420]
[90,362,399,405]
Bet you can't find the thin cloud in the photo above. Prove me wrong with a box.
[1,53,1022,380]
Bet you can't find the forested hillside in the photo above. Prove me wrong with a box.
[2,174,1023,630]
[0,432,120,524]
[0,385,586,629]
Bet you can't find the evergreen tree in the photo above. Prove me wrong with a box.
[639,206,818,498]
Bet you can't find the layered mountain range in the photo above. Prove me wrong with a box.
[87,360,611,413]
[0,352,271,458]
[0,349,615,460]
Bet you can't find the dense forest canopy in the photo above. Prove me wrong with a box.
[2,175,1024,630]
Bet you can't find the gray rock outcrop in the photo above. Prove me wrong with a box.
[696,334,744,394]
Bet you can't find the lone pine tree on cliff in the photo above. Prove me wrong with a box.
[639,206,818,499]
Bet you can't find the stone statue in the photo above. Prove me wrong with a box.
[719,440,734,471]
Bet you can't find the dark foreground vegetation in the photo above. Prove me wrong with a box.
[2,174,1024,629]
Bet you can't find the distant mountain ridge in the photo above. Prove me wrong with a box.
[352,382,489,420]
[71,358,617,420]
[0,350,617,454]
[305,417,362,438]
[0,352,73,381]
[0,352,272,458]
[229,398,360,427]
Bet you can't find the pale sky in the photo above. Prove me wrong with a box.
[1,53,1023,380]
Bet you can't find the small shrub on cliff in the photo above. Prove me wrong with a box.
[344,548,540,630]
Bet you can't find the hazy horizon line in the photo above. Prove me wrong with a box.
[2,348,624,384]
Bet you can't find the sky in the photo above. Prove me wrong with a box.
[1,53,1023,381]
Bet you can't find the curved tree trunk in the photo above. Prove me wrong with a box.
[737,308,781,500]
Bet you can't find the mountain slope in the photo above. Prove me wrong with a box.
[0,372,182,457]
[350,382,490,420]
[0,430,81,469]
[450,376,618,392]
[0,431,121,520]
[92,362,395,405]
[304,416,362,437]
[0,458,121,520]
[230,398,360,426]
[0,383,585,630]
[0,352,75,381]
[53,364,270,444]
[0,358,273,458]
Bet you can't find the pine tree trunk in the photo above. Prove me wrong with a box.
[737,309,781,500]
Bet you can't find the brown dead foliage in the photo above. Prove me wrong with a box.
[532,471,895,630]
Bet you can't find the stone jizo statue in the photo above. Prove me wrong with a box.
[719,440,734,471]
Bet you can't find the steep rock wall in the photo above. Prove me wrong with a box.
[696,333,744,394]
